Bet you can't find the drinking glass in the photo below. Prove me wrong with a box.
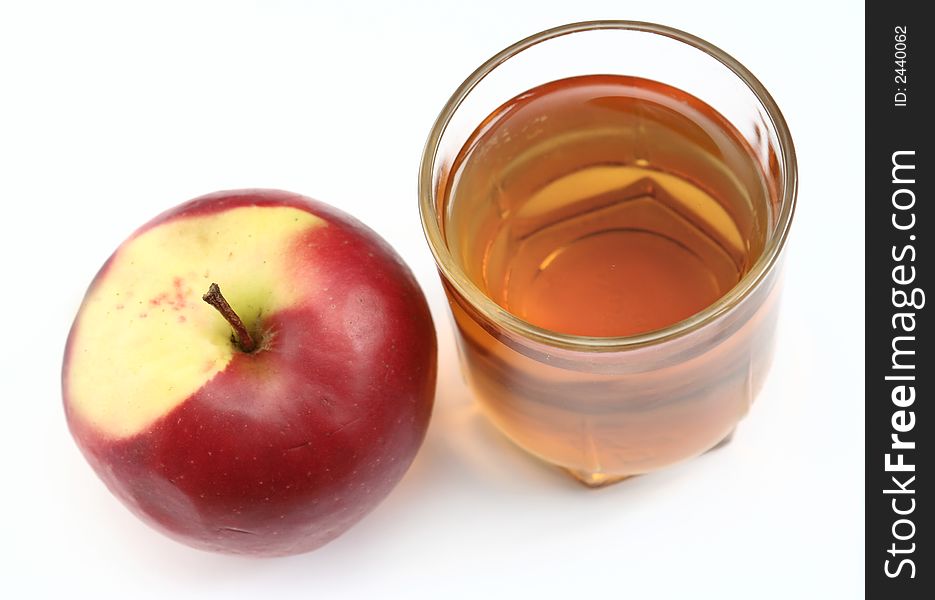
[419,21,797,486]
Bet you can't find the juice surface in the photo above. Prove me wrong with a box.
[443,75,769,337]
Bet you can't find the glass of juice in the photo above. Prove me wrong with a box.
[419,21,797,486]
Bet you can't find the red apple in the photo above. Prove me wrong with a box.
[62,189,437,556]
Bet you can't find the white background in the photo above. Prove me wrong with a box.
[0,1,864,598]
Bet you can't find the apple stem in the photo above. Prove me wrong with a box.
[202,283,257,353]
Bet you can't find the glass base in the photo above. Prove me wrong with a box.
[708,427,736,451]
[565,469,633,488]
[565,427,737,488]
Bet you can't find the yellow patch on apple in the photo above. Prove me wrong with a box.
[67,205,325,438]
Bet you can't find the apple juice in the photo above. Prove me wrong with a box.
[438,75,780,482]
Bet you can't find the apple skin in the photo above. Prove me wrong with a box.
[63,190,437,556]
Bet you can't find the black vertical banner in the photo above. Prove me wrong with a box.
[866,2,930,597]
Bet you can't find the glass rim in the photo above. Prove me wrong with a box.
[418,20,798,352]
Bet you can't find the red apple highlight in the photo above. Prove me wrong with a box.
[63,189,437,556]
